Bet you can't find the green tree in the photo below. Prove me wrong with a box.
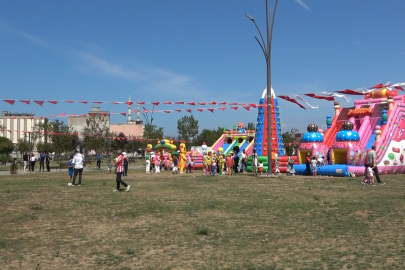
[247,122,256,131]
[16,139,30,155]
[177,115,199,145]
[0,137,14,162]
[282,128,302,156]
[144,123,164,141]
[82,115,110,155]
[111,132,128,151]
[33,119,77,166]
[193,127,223,147]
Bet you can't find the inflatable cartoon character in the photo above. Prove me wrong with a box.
[236,122,246,134]
[179,142,187,173]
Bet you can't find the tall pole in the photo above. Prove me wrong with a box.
[246,0,278,176]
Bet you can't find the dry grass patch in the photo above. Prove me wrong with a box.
[1,170,405,269]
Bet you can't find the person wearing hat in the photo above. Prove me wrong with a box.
[113,150,131,192]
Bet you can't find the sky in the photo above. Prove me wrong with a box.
[1,0,405,137]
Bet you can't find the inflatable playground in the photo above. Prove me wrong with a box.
[145,85,405,177]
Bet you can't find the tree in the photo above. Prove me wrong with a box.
[0,137,14,162]
[143,123,164,141]
[247,122,256,131]
[16,139,30,155]
[32,119,77,166]
[282,128,302,156]
[82,115,110,155]
[177,115,199,145]
[193,127,223,147]
[111,132,128,151]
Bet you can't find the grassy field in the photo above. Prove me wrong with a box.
[0,169,404,270]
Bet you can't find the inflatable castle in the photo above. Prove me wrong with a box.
[294,88,405,176]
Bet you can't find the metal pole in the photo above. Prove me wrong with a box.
[246,0,278,176]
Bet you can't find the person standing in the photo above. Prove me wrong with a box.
[311,156,318,177]
[45,153,51,172]
[368,145,384,184]
[327,149,332,165]
[71,151,84,186]
[240,149,247,173]
[287,155,295,176]
[96,153,102,169]
[30,153,36,172]
[123,152,129,176]
[305,152,311,176]
[23,152,29,172]
[39,152,45,172]
[113,150,130,192]
[226,153,233,176]
[251,149,258,175]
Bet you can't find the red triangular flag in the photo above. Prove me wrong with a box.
[3,99,16,105]
[60,112,66,117]
[218,107,226,111]
[34,100,44,106]
[80,101,88,104]
[163,101,172,104]
[198,101,206,105]
[187,102,196,106]
[175,101,184,104]
[219,101,227,105]
[163,110,171,113]
[186,109,192,113]
[197,108,204,112]
[137,101,145,104]
[243,106,251,111]
[152,102,160,106]
[230,107,238,110]
[65,100,74,103]
[93,101,103,104]
[19,100,30,105]
[209,101,216,105]
[48,100,58,104]
[120,112,126,116]
[110,101,120,104]
[124,101,133,105]
[174,109,182,112]
[208,108,214,113]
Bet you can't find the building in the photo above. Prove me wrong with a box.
[67,107,110,138]
[110,96,144,138]
[0,111,46,144]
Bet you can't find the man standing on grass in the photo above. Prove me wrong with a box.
[113,150,130,192]
[71,151,84,186]
[368,145,384,185]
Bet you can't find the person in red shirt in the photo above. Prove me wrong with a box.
[113,150,131,192]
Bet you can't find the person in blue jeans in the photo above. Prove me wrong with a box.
[39,152,46,172]
[96,153,102,169]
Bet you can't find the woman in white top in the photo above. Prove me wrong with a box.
[30,153,36,172]
[240,149,247,173]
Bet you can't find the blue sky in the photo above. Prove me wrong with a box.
[1,0,405,137]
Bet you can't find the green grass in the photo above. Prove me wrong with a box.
[0,169,404,269]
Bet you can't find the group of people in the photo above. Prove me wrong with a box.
[361,145,384,186]
[202,149,251,176]
[67,150,131,192]
[22,152,51,172]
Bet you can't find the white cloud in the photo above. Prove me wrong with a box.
[76,52,199,97]
[294,0,310,11]
[0,19,45,45]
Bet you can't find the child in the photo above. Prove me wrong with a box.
[172,155,179,174]
[258,161,264,175]
[154,156,160,173]
[275,157,280,175]
[311,156,318,177]
[226,153,233,176]
[68,155,74,186]
[211,156,217,176]
[367,164,374,185]
[107,159,113,174]
[11,158,18,174]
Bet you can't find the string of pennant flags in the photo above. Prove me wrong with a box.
[2,82,404,111]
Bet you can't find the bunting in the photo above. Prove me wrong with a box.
[278,95,306,109]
